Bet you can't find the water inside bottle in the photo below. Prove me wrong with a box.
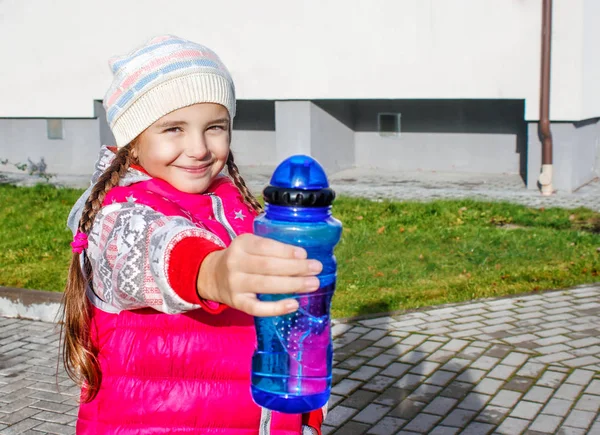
[252,279,335,412]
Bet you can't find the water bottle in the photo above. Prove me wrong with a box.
[251,155,343,414]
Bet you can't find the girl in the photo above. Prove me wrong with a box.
[62,35,325,434]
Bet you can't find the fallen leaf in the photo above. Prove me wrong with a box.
[374,272,384,277]
[377,226,386,234]
[356,216,364,221]
[399,227,405,233]
[495,264,502,270]
[419,254,424,260]
[569,214,576,221]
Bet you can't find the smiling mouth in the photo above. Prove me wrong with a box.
[176,163,213,173]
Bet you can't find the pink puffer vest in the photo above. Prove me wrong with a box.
[77,176,303,434]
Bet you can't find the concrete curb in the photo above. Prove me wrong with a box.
[0,286,62,323]
[3,282,600,325]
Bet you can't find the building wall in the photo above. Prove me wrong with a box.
[0,118,100,176]
[0,0,596,122]
[352,100,526,175]
[527,119,600,192]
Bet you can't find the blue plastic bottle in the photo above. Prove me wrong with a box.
[251,155,343,414]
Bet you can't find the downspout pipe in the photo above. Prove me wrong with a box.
[538,0,554,195]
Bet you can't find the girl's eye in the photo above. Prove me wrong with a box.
[165,127,182,133]
[208,125,227,131]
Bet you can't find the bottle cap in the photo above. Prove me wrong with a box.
[263,155,335,207]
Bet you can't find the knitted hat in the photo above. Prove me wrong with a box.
[103,35,236,147]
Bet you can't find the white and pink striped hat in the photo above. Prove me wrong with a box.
[103,35,236,147]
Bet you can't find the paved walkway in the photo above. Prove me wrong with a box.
[1,285,600,434]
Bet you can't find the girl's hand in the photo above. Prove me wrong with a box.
[196,234,323,317]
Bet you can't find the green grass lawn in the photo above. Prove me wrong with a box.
[1,184,600,318]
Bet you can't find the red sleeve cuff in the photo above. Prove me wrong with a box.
[168,236,228,314]
[302,409,324,435]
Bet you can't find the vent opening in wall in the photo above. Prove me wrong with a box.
[378,113,401,137]
[47,119,64,140]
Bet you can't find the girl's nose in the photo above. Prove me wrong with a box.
[185,134,210,160]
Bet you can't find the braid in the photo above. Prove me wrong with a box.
[79,145,133,234]
[226,150,262,213]
[61,143,134,403]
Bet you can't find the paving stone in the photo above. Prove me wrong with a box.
[439,408,477,428]
[331,379,363,396]
[424,370,457,387]
[490,390,522,408]
[562,356,600,368]
[516,362,546,378]
[409,361,440,377]
[402,413,442,433]
[427,427,459,435]
[556,426,588,435]
[422,397,458,416]
[366,416,407,435]
[458,392,491,412]
[495,417,530,435]
[562,409,596,429]
[554,383,585,401]
[326,406,358,427]
[389,399,426,420]
[565,369,596,386]
[394,374,427,390]
[352,403,392,424]
[470,356,500,371]
[536,371,567,388]
[363,375,397,393]
[522,386,554,403]
[475,405,510,425]
[456,368,487,384]
[0,418,43,435]
[585,379,600,395]
[487,364,518,380]
[461,421,495,435]
[408,384,443,402]
[472,378,504,396]
[503,376,535,393]
[349,365,381,381]
[510,400,543,419]
[333,420,370,435]
[542,398,574,417]
[440,381,474,400]
[440,358,471,373]
[529,414,563,433]
[341,390,379,409]
[374,387,411,407]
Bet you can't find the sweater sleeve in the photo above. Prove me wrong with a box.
[86,201,227,314]
[167,236,228,314]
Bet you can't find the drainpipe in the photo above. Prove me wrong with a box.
[538,0,554,196]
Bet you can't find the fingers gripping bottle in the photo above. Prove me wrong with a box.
[251,155,343,414]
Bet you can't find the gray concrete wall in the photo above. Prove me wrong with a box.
[275,101,355,173]
[95,100,116,146]
[0,118,100,176]
[352,99,526,176]
[355,132,520,173]
[275,101,312,161]
[231,130,277,166]
[309,103,354,172]
[527,119,600,192]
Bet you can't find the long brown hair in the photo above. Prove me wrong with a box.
[60,144,134,402]
[226,150,262,213]
[61,143,260,402]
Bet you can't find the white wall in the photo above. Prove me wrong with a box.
[230,131,277,167]
[582,0,600,121]
[0,0,597,121]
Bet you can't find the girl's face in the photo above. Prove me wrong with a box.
[135,103,231,194]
